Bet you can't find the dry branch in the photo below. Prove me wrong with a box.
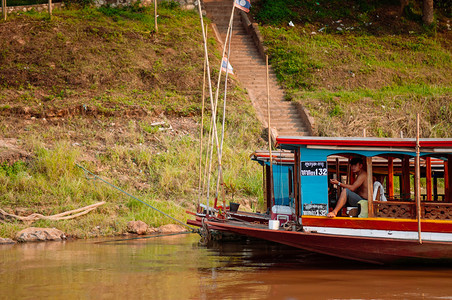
[0,202,105,223]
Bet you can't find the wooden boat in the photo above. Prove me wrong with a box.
[197,136,452,264]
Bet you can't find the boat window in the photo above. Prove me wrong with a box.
[373,155,451,220]
[326,154,451,220]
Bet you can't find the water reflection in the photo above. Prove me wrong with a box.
[1,234,452,299]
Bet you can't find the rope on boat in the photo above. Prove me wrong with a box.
[281,221,304,232]
[199,218,212,245]
[75,163,196,232]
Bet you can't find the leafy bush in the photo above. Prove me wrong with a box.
[254,0,298,25]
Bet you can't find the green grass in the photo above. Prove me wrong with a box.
[0,6,265,239]
[262,27,451,91]
[258,14,451,138]
[0,4,209,113]
[0,111,264,238]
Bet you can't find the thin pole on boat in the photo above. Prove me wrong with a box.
[202,119,213,208]
[266,55,274,207]
[197,26,208,211]
[213,3,236,209]
[217,12,234,211]
[196,0,217,216]
[416,113,422,244]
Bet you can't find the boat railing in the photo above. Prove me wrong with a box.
[373,200,452,220]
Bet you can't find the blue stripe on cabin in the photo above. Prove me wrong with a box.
[297,147,431,216]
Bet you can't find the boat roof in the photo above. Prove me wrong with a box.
[250,150,294,164]
[276,136,452,153]
[251,149,446,170]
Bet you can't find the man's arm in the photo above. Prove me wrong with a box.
[330,173,366,192]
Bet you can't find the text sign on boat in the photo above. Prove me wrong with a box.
[300,161,327,176]
[303,203,327,216]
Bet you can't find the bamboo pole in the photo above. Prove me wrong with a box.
[196,26,208,212]
[196,0,231,216]
[196,0,216,215]
[201,114,213,211]
[2,0,6,22]
[216,6,235,211]
[266,55,274,208]
[154,0,158,33]
[416,113,422,244]
[213,4,235,206]
[219,37,233,211]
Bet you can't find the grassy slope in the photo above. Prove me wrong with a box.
[253,0,452,138]
[0,5,265,238]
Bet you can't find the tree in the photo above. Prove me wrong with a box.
[400,0,409,15]
[401,0,434,25]
[422,0,434,25]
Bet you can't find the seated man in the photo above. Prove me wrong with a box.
[327,157,368,218]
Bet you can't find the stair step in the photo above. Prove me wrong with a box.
[204,1,311,137]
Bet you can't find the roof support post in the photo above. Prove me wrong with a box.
[426,157,432,201]
[446,156,451,203]
[433,174,438,201]
[401,156,411,200]
[265,165,271,211]
[366,157,374,217]
[415,114,422,243]
[336,157,341,202]
[387,157,394,199]
[294,149,300,222]
[347,158,352,185]
[263,165,268,211]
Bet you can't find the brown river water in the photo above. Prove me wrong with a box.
[1,233,452,300]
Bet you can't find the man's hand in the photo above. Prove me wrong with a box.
[330,179,339,185]
[327,211,337,218]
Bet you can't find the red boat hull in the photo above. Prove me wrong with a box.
[205,220,452,264]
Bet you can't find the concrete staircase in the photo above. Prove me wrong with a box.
[203,0,311,137]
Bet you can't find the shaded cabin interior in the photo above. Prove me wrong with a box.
[263,137,452,221]
[328,155,450,219]
[251,151,295,212]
